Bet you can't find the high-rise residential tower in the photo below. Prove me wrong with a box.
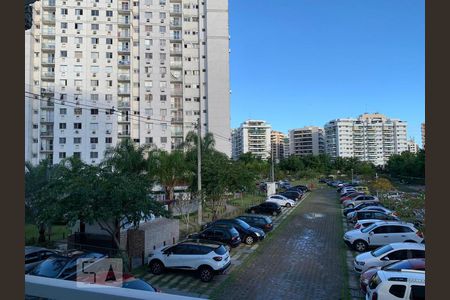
[288,126,325,157]
[421,122,425,150]
[231,120,272,160]
[324,113,408,166]
[270,130,288,162]
[25,0,230,165]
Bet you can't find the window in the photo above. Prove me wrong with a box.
[91,52,99,59]
[91,10,99,16]
[106,80,112,87]
[59,137,66,144]
[90,152,98,159]
[160,81,167,88]
[145,53,153,59]
[145,137,153,144]
[91,38,99,44]
[410,250,425,259]
[106,52,113,59]
[91,24,99,30]
[90,123,99,131]
[145,12,152,20]
[60,51,67,58]
[75,9,83,15]
[161,137,167,143]
[105,137,113,143]
[75,23,83,30]
[60,36,68,43]
[106,38,113,45]
[91,109,99,115]
[373,226,389,234]
[75,37,83,44]
[74,137,81,144]
[145,25,152,32]
[74,123,82,129]
[60,108,67,115]
[145,39,152,47]
[388,285,406,298]
[74,108,82,115]
[145,108,153,116]
[90,66,99,73]
[106,10,113,17]
[75,51,83,59]
[91,80,99,87]
[410,285,425,300]
[73,152,81,159]
[90,94,99,101]
[160,95,167,101]
[161,123,167,130]
[59,152,66,159]
[105,94,113,101]
[59,123,66,129]
[159,0,166,5]
[61,22,68,29]
[160,53,166,60]
[385,250,409,261]
[160,109,167,116]
[61,8,68,15]
[90,137,98,144]
[144,81,153,88]
[106,24,113,31]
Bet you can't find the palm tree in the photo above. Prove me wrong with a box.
[102,138,150,175]
[147,149,193,210]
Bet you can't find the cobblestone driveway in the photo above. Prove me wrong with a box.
[212,187,346,300]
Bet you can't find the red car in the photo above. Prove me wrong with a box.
[359,258,425,294]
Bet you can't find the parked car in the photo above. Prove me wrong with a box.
[340,191,365,201]
[343,202,384,216]
[353,219,389,230]
[188,225,241,248]
[365,269,425,299]
[353,186,370,194]
[236,215,273,232]
[247,202,282,216]
[340,187,356,196]
[205,219,265,245]
[360,258,425,294]
[266,195,295,207]
[346,206,395,222]
[342,195,379,208]
[25,246,58,274]
[28,252,106,280]
[279,190,302,201]
[348,210,399,225]
[344,222,423,252]
[148,240,231,282]
[319,178,328,183]
[292,185,309,192]
[353,243,425,273]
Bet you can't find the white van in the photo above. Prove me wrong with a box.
[365,269,425,299]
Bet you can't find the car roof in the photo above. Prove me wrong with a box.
[376,269,425,283]
[371,221,415,227]
[25,246,50,255]
[238,214,270,219]
[389,242,425,250]
[180,239,224,248]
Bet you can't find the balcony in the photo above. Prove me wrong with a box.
[170,8,182,15]
[118,74,130,81]
[42,0,56,8]
[41,28,56,36]
[118,32,131,39]
[118,101,130,108]
[170,61,182,68]
[170,35,182,42]
[118,60,131,67]
[40,146,53,152]
[170,21,182,28]
[118,47,130,53]
[42,15,56,24]
[118,131,131,136]
[41,72,55,80]
[40,87,55,94]
[170,88,183,95]
[118,5,131,13]
[42,58,55,65]
[40,131,54,137]
[118,18,130,26]
[41,43,55,51]
[170,48,182,55]
[171,117,183,123]
[118,88,130,95]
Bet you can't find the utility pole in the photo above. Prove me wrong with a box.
[271,150,275,182]
[197,118,202,225]
[351,168,354,183]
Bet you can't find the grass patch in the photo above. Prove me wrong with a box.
[25,224,70,245]
[209,194,309,299]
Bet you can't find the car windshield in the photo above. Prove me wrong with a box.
[29,257,68,278]
[235,219,250,229]
[123,279,156,292]
[229,227,240,237]
[361,223,378,233]
[371,245,394,257]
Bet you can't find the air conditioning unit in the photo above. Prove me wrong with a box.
[107,45,111,49]
[107,59,111,63]
[76,59,80,62]
[106,130,111,134]
[77,16,80,20]
[147,74,150,78]
[77,30,80,34]
[94,3,97,7]
[160,19,164,23]
[147,116,150,120]
[76,73,80,76]
[107,73,111,77]
[93,31,97,34]
[93,17,97,21]
[107,17,111,21]
[92,131,96,134]
[75,130,79,134]
[62,30,66,33]
[93,45,97,49]
[93,73,96,77]
[76,44,80,48]
[93,87,97,91]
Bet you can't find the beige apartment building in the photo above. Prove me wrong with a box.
[270,130,289,162]
[288,126,325,156]
[25,0,231,165]
[232,120,272,160]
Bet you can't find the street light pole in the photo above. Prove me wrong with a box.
[197,118,202,225]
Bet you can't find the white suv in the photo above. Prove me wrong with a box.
[344,222,424,252]
[266,195,295,207]
[148,240,231,282]
[353,242,425,273]
[365,269,425,300]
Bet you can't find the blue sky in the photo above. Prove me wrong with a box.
[229,0,425,144]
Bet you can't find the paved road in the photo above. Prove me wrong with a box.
[214,187,345,300]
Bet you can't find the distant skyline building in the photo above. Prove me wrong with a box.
[270,130,288,162]
[324,113,408,166]
[407,139,419,154]
[288,126,325,157]
[25,0,231,165]
[231,120,271,160]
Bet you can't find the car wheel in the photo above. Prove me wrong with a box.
[198,266,214,282]
[245,235,254,245]
[353,240,368,252]
[286,203,292,208]
[251,210,256,214]
[149,260,164,275]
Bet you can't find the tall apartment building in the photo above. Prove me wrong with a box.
[25,0,230,165]
[324,113,408,166]
[407,139,419,154]
[231,120,271,160]
[421,122,425,150]
[270,130,288,162]
[288,126,325,157]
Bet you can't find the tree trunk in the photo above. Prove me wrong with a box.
[38,223,46,243]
